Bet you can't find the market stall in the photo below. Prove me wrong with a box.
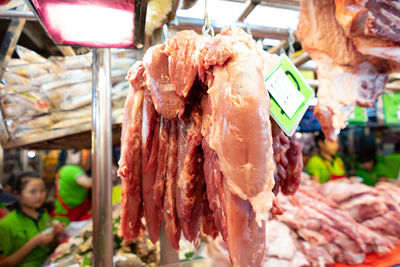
[0,0,400,267]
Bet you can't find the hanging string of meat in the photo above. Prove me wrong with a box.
[118,27,303,267]
[297,0,399,141]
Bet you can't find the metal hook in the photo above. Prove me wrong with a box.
[201,0,214,37]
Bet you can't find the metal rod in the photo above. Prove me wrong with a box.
[21,150,28,171]
[57,46,76,56]
[170,16,291,40]
[134,0,149,49]
[160,222,179,265]
[237,0,259,22]
[0,10,35,20]
[306,79,400,91]
[293,52,310,67]
[91,48,113,267]
[267,40,287,54]
[227,0,300,10]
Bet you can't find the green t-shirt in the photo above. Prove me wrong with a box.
[54,165,87,224]
[306,154,346,184]
[384,153,400,179]
[356,158,388,186]
[0,209,52,267]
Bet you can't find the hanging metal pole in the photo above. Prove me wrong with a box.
[91,48,113,267]
[0,145,3,183]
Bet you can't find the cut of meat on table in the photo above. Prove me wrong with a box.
[143,44,185,120]
[335,0,400,63]
[340,193,389,222]
[320,180,380,203]
[141,90,161,244]
[297,0,389,141]
[118,62,145,241]
[162,119,181,250]
[376,182,400,205]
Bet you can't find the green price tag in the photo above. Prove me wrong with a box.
[265,55,314,136]
[347,106,368,126]
[382,93,400,126]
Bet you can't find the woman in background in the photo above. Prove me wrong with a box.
[0,172,63,267]
[306,131,346,184]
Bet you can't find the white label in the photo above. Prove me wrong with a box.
[265,67,305,119]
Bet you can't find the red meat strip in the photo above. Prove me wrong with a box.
[270,120,302,196]
[201,191,218,239]
[163,119,181,250]
[281,135,303,195]
[271,121,290,195]
[202,139,227,240]
[141,90,161,244]
[143,44,185,119]
[153,117,170,208]
[118,62,145,240]
[175,107,204,243]
[165,30,204,97]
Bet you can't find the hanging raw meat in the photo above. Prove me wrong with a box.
[202,28,276,225]
[162,119,181,250]
[118,62,145,240]
[118,27,304,267]
[297,0,389,140]
[335,0,400,64]
[141,90,161,244]
[143,44,185,120]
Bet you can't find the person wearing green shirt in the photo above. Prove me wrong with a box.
[306,131,346,184]
[0,182,17,218]
[356,154,388,186]
[384,142,400,179]
[0,172,63,267]
[53,150,92,225]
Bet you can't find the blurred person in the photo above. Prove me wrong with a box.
[384,142,400,179]
[306,131,346,184]
[356,153,388,186]
[0,172,63,267]
[0,183,18,218]
[53,150,92,226]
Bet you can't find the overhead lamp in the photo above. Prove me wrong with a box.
[26,0,146,48]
